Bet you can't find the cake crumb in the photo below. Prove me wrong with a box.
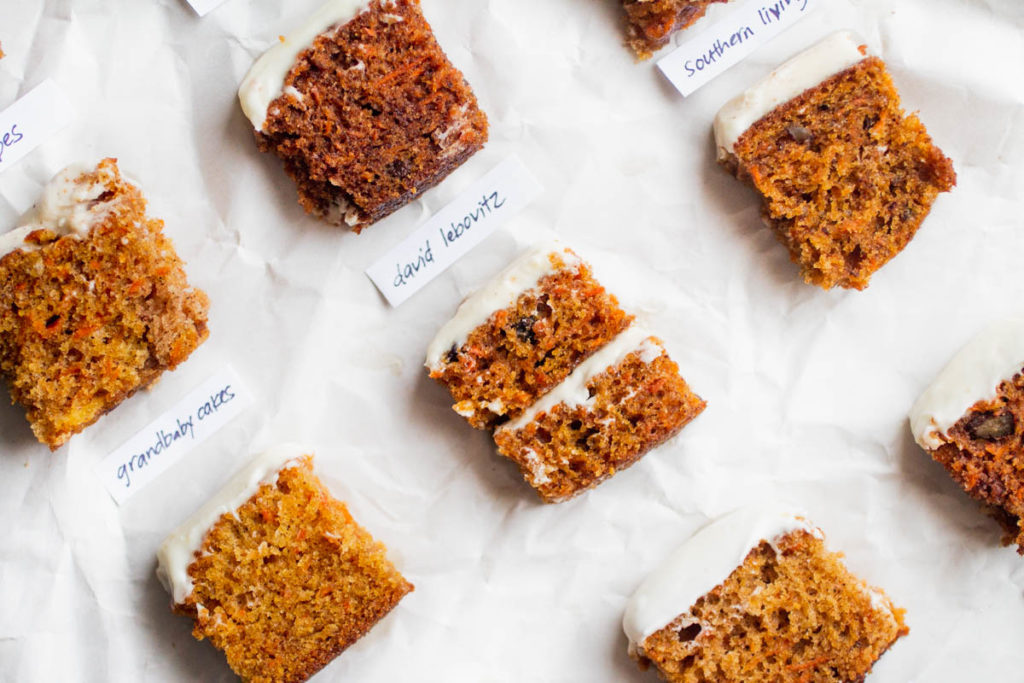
[168,456,412,682]
[633,526,907,682]
[0,159,209,449]
[722,56,955,289]
[622,0,729,60]
[252,0,488,232]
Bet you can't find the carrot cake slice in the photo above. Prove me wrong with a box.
[622,0,731,60]
[623,507,908,682]
[492,326,705,503]
[910,318,1024,553]
[0,159,209,450]
[714,31,956,290]
[239,0,488,232]
[426,244,632,430]
[157,446,413,683]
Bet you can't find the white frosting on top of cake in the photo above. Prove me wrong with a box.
[238,0,372,130]
[156,444,311,605]
[622,506,821,654]
[425,242,583,371]
[496,326,660,435]
[0,162,120,259]
[713,31,868,158]
[910,318,1024,451]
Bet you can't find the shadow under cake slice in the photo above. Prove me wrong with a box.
[157,447,412,683]
[623,507,908,682]
[239,0,488,232]
[492,326,705,503]
[621,0,730,60]
[910,318,1024,552]
[426,244,632,430]
[0,159,209,450]
[714,31,956,290]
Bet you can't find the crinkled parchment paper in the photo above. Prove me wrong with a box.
[1,0,1023,680]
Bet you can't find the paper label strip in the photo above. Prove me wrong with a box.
[95,367,252,505]
[657,0,819,97]
[183,0,229,17]
[0,80,74,174]
[366,155,543,307]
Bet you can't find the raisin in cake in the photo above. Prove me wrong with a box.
[239,0,488,232]
[427,243,706,502]
[910,318,1024,552]
[622,0,731,60]
[0,159,209,450]
[623,507,907,682]
[426,244,633,430]
[714,31,956,290]
[157,446,413,682]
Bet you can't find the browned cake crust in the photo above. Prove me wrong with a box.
[622,0,728,60]
[0,159,209,450]
[726,57,956,290]
[928,372,1024,552]
[177,458,413,683]
[637,530,907,682]
[257,0,488,231]
[430,251,632,430]
[493,339,705,503]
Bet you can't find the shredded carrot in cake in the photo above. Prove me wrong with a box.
[0,159,209,449]
[637,531,907,682]
[257,0,487,231]
[621,0,728,60]
[727,58,955,290]
[179,459,412,683]
[430,251,632,430]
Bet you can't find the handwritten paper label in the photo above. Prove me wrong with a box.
[183,0,228,16]
[657,0,818,97]
[366,156,543,307]
[0,80,74,174]
[95,367,252,504]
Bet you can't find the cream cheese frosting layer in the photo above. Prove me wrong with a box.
[0,162,122,259]
[713,31,867,159]
[622,506,821,653]
[910,318,1024,451]
[238,0,372,130]
[155,444,312,605]
[425,242,582,371]
[496,325,659,434]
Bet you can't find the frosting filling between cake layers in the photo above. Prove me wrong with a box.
[238,0,373,131]
[424,242,582,371]
[496,325,661,434]
[156,444,312,605]
[0,162,123,259]
[910,318,1024,451]
[621,506,822,653]
[713,31,868,159]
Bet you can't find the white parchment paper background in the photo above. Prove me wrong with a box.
[1,0,1023,680]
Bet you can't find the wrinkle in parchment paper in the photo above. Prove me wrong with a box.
[1,0,1024,681]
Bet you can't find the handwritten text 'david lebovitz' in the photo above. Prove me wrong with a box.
[392,190,507,288]
[366,155,543,307]
[117,383,236,488]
